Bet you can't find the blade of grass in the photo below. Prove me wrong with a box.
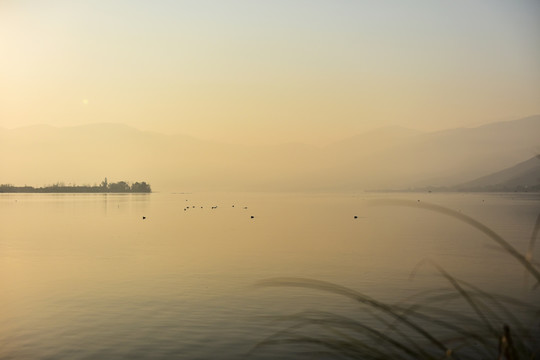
[253,334,389,360]
[524,212,540,287]
[254,277,450,353]
[411,259,500,336]
[274,310,434,360]
[369,199,540,288]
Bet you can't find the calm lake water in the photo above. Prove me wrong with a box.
[1,192,539,359]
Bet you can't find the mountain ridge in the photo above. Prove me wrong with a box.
[455,155,540,191]
[1,116,539,192]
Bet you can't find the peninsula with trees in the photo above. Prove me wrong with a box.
[0,178,151,193]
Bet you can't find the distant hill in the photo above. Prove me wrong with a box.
[454,155,540,192]
[1,116,539,192]
[313,115,540,191]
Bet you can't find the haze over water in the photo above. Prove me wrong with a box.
[1,1,540,358]
[1,192,538,359]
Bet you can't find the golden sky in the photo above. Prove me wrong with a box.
[1,0,539,145]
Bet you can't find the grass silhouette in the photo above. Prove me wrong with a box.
[252,199,540,359]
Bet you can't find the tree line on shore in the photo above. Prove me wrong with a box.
[0,178,151,193]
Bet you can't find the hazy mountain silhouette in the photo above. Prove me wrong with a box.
[1,116,539,192]
[455,155,540,191]
[304,116,540,191]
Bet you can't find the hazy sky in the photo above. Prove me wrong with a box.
[1,0,539,144]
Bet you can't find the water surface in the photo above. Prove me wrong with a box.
[1,192,539,359]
